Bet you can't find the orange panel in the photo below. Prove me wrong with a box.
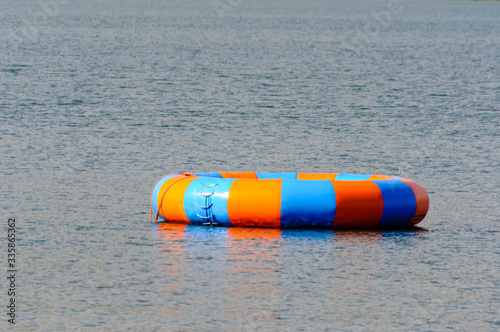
[368,174,395,180]
[227,179,282,227]
[297,173,339,181]
[158,175,196,223]
[398,178,429,226]
[156,175,185,211]
[218,172,258,179]
[331,180,384,228]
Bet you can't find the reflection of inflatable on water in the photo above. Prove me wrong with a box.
[154,223,427,248]
[155,223,283,243]
[153,219,427,325]
[151,172,429,229]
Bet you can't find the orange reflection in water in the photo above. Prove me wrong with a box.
[153,224,284,321]
[224,227,284,324]
[330,230,392,272]
[227,227,282,241]
[332,230,384,263]
[154,223,188,318]
[334,230,383,245]
[226,227,282,265]
[225,227,283,297]
[155,223,187,256]
[155,223,187,276]
[155,222,187,239]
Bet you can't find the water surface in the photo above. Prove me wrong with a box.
[1,0,499,330]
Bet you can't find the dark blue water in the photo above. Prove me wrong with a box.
[1,0,499,330]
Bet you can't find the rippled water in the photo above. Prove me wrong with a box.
[1,0,499,330]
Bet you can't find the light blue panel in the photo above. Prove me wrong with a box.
[335,173,372,180]
[151,174,180,215]
[192,172,224,178]
[256,172,298,179]
[183,177,236,226]
[280,179,336,228]
[372,179,416,228]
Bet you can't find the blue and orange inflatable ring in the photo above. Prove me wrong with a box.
[151,172,429,229]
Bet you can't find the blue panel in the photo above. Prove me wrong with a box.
[280,180,336,228]
[335,173,372,180]
[183,177,236,226]
[151,174,180,215]
[192,172,224,178]
[372,179,416,228]
[256,172,298,179]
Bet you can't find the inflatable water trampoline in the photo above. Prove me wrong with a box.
[151,172,429,229]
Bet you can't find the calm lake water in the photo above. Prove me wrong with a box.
[1,0,499,330]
